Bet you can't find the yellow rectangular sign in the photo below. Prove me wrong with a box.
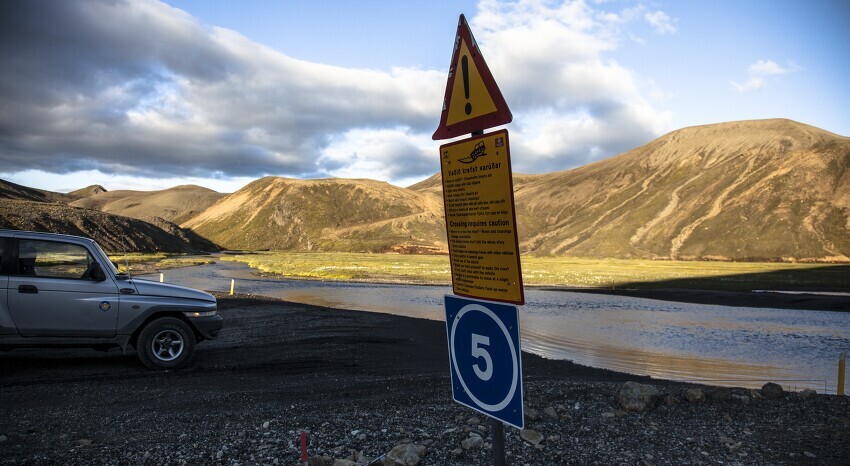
[440,129,524,304]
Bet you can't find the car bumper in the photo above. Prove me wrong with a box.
[189,314,224,340]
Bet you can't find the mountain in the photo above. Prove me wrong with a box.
[514,119,850,261]
[0,200,218,253]
[0,178,71,203]
[7,118,849,261]
[67,184,107,199]
[70,185,225,224]
[1,180,218,253]
[183,176,446,253]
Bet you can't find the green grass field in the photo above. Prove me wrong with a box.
[219,252,850,291]
[107,253,215,274]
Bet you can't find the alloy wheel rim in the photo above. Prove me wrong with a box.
[151,329,184,361]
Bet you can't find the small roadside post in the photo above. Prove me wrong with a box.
[433,14,524,465]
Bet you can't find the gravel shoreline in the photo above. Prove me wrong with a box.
[1,294,848,465]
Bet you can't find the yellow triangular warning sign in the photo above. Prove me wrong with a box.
[432,14,512,140]
[446,39,498,126]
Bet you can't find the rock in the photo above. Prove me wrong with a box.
[332,460,355,466]
[451,448,463,457]
[750,389,764,400]
[664,394,681,406]
[761,382,784,399]
[383,443,426,466]
[0,435,7,442]
[524,408,540,422]
[804,451,817,458]
[467,417,480,425]
[543,406,558,419]
[685,388,705,403]
[357,433,367,440]
[707,388,732,402]
[617,381,660,412]
[601,412,615,418]
[461,434,484,451]
[520,429,544,446]
[799,389,817,399]
[262,421,270,430]
[77,439,93,446]
[732,394,750,403]
[560,413,573,421]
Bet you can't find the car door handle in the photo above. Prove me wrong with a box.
[120,288,135,294]
[18,285,38,294]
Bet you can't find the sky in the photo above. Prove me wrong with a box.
[1,0,848,193]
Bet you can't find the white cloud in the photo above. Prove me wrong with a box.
[644,10,677,34]
[0,0,673,189]
[748,59,800,76]
[730,77,765,93]
[732,59,800,93]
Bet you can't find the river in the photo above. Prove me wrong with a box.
[142,259,850,393]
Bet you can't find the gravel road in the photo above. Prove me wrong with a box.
[1,294,848,465]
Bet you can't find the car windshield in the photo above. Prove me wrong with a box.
[94,242,122,276]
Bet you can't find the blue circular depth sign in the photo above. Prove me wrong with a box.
[445,295,524,429]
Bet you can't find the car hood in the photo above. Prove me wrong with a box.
[130,279,216,303]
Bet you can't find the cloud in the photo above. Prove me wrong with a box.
[748,59,800,76]
[471,0,671,169]
[0,0,671,187]
[644,10,677,34]
[731,59,800,92]
[730,77,765,93]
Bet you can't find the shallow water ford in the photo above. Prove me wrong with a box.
[144,260,850,393]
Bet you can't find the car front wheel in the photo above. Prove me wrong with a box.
[137,317,196,370]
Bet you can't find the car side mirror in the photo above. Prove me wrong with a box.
[90,262,107,282]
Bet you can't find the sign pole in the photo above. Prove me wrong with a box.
[436,14,523,466]
[492,418,506,466]
[469,128,508,466]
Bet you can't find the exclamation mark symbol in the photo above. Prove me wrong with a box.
[462,55,471,115]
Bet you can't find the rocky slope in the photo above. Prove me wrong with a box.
[183,176,447,253]
[7,119,849,261]
[70,184,225,224]
[0,199,217,253]
[513,119,850,261]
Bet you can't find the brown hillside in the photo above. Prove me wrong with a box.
[0,178,70,203]
[183,177,446,253]
[515,119,850,261]
[70,185,225,224]
[0,199,218,253]
[67,184,107,199]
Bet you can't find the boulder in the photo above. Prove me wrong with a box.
[799,389,817,399]
[520,429,544,446]
[383,444,426,466]
[461,434,484,451]
[617,381,660,412]
[685,388,705,403]
[761,382,784,399]
[707,388,732,402]
[664,394,681,406]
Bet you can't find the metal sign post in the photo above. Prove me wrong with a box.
[434,14,524,465]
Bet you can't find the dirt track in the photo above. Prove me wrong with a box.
[1,294,848,465]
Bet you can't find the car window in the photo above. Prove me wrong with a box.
[18,239,94,280]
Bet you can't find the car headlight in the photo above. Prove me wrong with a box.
[184,310,217,318]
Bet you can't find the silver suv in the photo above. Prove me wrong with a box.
[0,230,222,370]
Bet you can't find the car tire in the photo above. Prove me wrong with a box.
[137,317,196,370]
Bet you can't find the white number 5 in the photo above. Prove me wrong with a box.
[471,333,493,381]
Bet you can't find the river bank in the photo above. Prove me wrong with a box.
[0,294,847,465]
[561,287,850,312]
